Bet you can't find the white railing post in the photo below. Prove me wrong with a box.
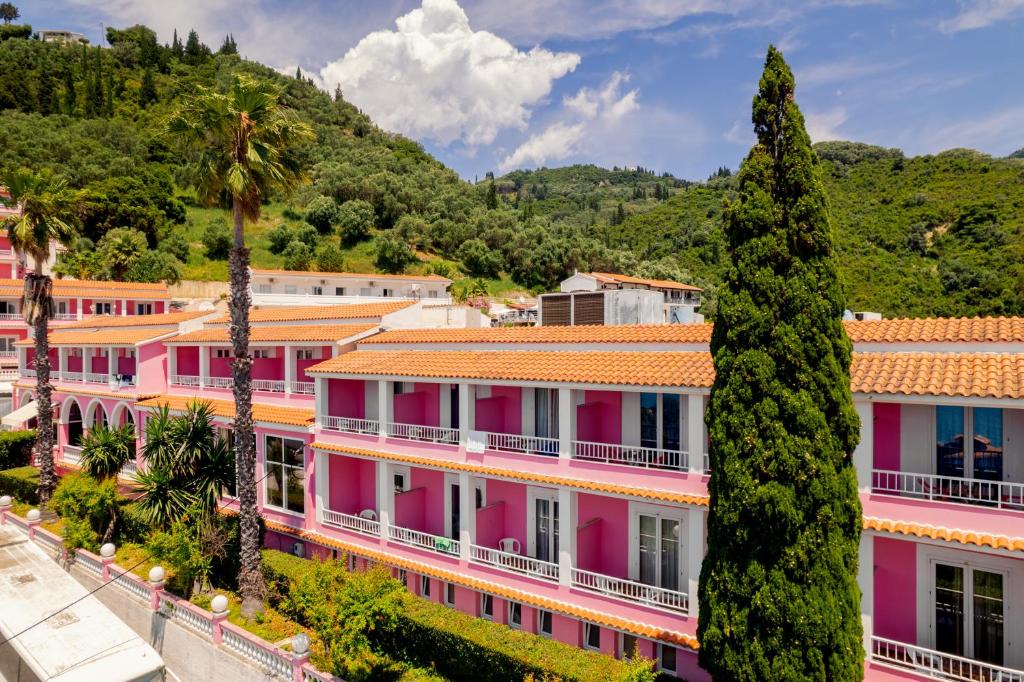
[859,533,874,657]
[167,346,177,383]
[558,388,572,460]
[377,380,391,439]
[199,347,209,388]
[57,347,68,380]
[107,346,116,384]
[284,345,295,396]
[314,377,326,428]
[376,461,391,548]
[558,487,575,587]
[458,383,473,446]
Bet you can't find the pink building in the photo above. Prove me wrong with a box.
[13,313,1024,680]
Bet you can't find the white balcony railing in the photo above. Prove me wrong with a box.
[52,313,77,321]
[386,422,459,445]
[873,469,1024,511]
[206,376,233,389]
[486,432,560,457]
[63,445,83,466]
[0,313,23,321]
[871,636,1024,682]
[573,440,688,472]
[321,415,380,435]
[469,544,559,582]
[571,567,689,614]
[321,509,380,537]
[59,372,84,383]
[170,374,201,387]
[18,368,35,378]
[387,525,460,556]
[289,381,315,395]
[0,369,18,380]
[252,379,285,393]
[84,372,108,383]
[0,350,16,358]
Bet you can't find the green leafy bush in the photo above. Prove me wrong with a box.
[116,501,152,544]
[157,230,190,262]
[0,465,39,503]
[282,240,313,270]
[262,548,315,605]
[337,199,374,245]
[456,238,503,277]
[50,473,119,551]
[202,218,232,259]
[315,243,345,273]
[305,195,341,235]
[0,430,35,470]
[373,233,416,274]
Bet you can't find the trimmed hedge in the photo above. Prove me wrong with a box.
[0,430,35,471]
[262,550,635,682]
[0,466,40,504]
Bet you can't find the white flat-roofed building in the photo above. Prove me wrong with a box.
[37,30,90,45]
[249,268,453,307]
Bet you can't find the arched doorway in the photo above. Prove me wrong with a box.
[85,400,107,431]
[66,400,83,446]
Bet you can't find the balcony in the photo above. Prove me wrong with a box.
[19,368,35,378]
[289,380,315,394]
[871,636,1023,682]
[58,371,84,382]
[573,440,688,472]
[0,351,16,359]
[170,374,201,387]
[469,544,560,582]
[206,376,233,389]
[321,510,380,537]
[322,415,379,435]
[387,525,460,556]
[385,422,459,445]
[84,372,108,383]
[570,568,688,614]
[872,470,1024,512]
[0,313,23,321]
[485,432,559,457]
[252,379,285,393]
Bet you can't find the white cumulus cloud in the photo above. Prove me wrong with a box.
[499,71,640,171]
[938,0,1024,33]
[805,106,848,142]
[319,0,580,147]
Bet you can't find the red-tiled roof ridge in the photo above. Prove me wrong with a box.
[588,272,702,292]
[209,301,416,324]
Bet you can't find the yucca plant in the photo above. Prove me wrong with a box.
[80,423,136,480]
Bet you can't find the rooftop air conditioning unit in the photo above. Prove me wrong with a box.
[320,280,326,285]
[291,542,305,558]
[268,278,275,283]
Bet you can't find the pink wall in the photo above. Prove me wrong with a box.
[156,301,165,314]
[475,502,506,548]
[410,467,445,535]
[252,355,283,381]
[482,479,527,549]
[327,456,377,514]
[393,382,441,426]
[394,487,426,530]
[874,536,917,644]
[210,350,231,377]
[576,493,629,577]
[577,390,622,444]
[475,386,522,434]
[296,346,332,379]
[874,402,901,471]
[176,346,199,375]
[327,379,365,418]
[454,584,477,615]
[66,355,82,372]
[137,342,167,393]
[117,353,136,375]
[552,614,580,647]
[91,353,108,374]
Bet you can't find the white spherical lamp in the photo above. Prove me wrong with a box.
[0,495,11,507]
[26,508,40,522]
[148,565,166,584]
[210,594,229,614]
[291,632,310,656]
[100,543,116,558]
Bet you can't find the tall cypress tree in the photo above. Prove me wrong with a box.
[697,46,863,681]
[171,29,184,60]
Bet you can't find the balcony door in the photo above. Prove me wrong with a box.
[933,561,1006,666]
[631,504,683,591]
[534,388,559,440]
[639,393,681,451]
[936,406,1003,481]
[445,474,484,540]
[528,488,559,563]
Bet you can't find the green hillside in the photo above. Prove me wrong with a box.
[1,22,1022,317]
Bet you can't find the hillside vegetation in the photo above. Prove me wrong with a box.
[1,22,1022,317]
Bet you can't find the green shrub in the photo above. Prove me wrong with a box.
[337,199,374,245]
[51,473,118,549]
[262,548,314,605]
[373,233,416,274]
[315,243,346,273]
[282,240,313,271]
[0,430,35,470]
[305,195,341,235]
[62,515,100,551]
[202,219,232,259]
[116,501,153,544]
[0,465,39,504]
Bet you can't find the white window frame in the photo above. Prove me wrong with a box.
[136,303,153,315]
[620,633,639,660]
[628,501,686,588]
[583,623,601,651]
[915,544,1021,667]
[420,575,430,598]
[296,349,315,361]
[334,287,345,296]
[537,609,553,638]
[480,593,494,620]
[526,487,559,562]
[392,464,411,493]
[262,434,306,516]
[214,348,231,359]
[311,286,323,296]
[639,392,684,451]
[93,302,112,315]
[658,644,677,674]
[253,349,271,359]
[508,601,522,629]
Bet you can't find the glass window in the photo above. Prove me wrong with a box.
[584,623,601,650]
[285,285,297,295]
[936,406,965,477]
[640,393,658,449]
[398,569,407,586]
[335,287,345,296]
[534,388,559,448]
[973,570,1004,665]
[935,563,965,657]
[638,513,680,591]
[621,634,638,660]
[508,602,522,628]
[444,582,456,607]
[218,428,237,497]
[481,593,493,619]
[312,286,323,296]
[972,408,1003,481]
[659,645,677,673]
[662,394,681,452]
[264,436,305,514]
[420,576,430,597]
[538,610,552,636]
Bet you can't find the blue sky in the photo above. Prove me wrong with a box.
[25,0,1024,180]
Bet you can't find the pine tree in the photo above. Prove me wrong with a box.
[485,179,498,209]
[61,69,76,115]
[295,66,303,81]
[104,71,115,117]
[697,46,863,681]
[219,34,238,55]
[171,29,183,60]
[139,67,157,107]
[184,29,210,65]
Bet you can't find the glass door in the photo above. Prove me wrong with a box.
[449,480,460,540]
[936,406,965,478]
[638,514,681,591]
[933,561,1005,665]
[534,495,559,562]
[972,408,1003,482]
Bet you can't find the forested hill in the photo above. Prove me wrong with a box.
[1,23,1022,318]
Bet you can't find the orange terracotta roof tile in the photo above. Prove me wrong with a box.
[851,352,1024,399]
[589,272,702,292]
[844,316,1024,343]
[309,350,716,387]
[24,384,159,401]
[0,278,171,299]
[312,349,1024,400]
[167,324,377,344]
[15,328,174,346]
[251,268,452,283]
[209,301,415,324]
[362,324,713,345]
[136,395,313,427]
[311,440,707,506]
[59,311,212,329]
[239,512,698,650]
[863,517,1024,552]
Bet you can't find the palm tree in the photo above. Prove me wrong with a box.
[133,403,234,529]
[1,169,78,506]
[167,81,312,612]
[81,423,136,479]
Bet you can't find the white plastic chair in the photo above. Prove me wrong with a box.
[359,509,378,521]
[498,537,521,554]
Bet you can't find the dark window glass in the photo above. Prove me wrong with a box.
[973,570,1004,665]
[972,408,1003,481]
[662,394,680,451]
[935,563,965,657]
[936,406,965,477]
[640,393,657,449]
